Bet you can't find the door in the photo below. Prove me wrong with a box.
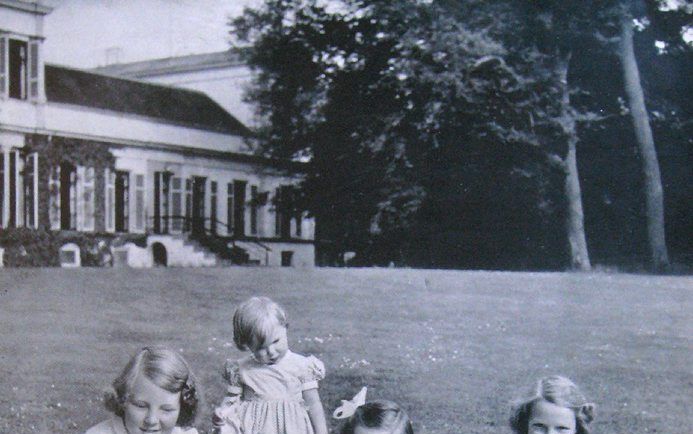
[233,180,247,237]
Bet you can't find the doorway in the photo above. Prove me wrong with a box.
[152,242,167,267]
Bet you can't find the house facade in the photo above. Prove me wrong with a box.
[0,0,314,267]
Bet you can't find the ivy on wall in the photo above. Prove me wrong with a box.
[25,134,116,230]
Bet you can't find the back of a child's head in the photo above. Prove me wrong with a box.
[340,400,414,434]
[233,296,288,351]
[509,375,594,434]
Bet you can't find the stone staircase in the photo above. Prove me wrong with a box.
[147,234,217,267]
[117,234,272,268]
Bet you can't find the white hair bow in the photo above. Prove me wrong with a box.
[333,387,368,419]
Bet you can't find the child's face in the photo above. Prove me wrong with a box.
[528,399,576,434]
[354,425,391,434]
[123,374,181,434]
[354,427,391,434]
[250,322,288,365]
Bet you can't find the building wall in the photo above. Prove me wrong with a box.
[141,65,256,128]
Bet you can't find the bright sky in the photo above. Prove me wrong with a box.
[42,0,262,68]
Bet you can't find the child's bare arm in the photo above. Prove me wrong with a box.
[303,388,328,434]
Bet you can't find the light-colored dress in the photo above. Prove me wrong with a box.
[217,350,325,434]
[84,416,198,434]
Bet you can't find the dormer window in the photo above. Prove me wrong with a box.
[0,36,41,101]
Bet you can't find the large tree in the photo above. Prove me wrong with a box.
[232,0,552,266]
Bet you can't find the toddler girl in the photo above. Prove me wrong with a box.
[334,387,414,434]
[213,296,328,434]
[84,345,199,434]
[509,375,595,434]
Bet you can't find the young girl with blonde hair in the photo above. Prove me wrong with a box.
[509,375,595,434]
[213,296,328,434]
[84,345,199,434]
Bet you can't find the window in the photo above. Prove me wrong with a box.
[81,167,95,231]
[24,152,38,229]
[226,182,234,236]
[58,162,77,230]
[210,181,218,234]
[0,37,40,101]
[275,186,292,239]
[8,150,17,227]
[115,171,129,232]
[105,169,116,232]
[154,171,170,233]
[134,174,145,232]
[185,179,192,232]
[233,180,246,237]
[48,165,60,230]
[250,185,258,235]
[171,177,182,233]
[0,150,37,229]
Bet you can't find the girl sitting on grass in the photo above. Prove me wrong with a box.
[333,387,414,434]
[85,346,199,434]
[509,375,595,434]
[212,296,328,434]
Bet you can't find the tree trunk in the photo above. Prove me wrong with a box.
[619,14,669,270]
[557,54,591,271]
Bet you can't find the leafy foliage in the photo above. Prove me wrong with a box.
[233,0,565,266]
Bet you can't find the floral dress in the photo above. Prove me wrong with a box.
[216,350,325,434]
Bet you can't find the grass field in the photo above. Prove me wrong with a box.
[0,268,690,434]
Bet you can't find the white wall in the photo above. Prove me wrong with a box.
[0,3,48,37]
[143,65,256,128]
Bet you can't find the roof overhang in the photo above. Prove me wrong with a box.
[0,0,52,15]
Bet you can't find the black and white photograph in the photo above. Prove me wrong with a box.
[0,1,691,433]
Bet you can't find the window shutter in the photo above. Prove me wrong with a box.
[170,177,182,233]
[75,166,84,230]
[28,40,40,101]
[105,168,115,232]
[134,174,145,232]
[48,165,60,230]
[82,167,95,231]
[0,37,7,98]
[24,152,38,228]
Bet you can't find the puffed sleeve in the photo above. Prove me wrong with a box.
[299,355,325,391]
[222,359,243,396]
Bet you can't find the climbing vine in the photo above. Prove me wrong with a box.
[25,134,116,230]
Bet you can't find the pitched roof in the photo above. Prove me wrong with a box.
[44,64,251,137]
[91,50,244,78]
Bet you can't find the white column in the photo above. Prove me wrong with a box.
[32,152,38,228]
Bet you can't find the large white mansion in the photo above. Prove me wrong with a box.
[0,0,315,267]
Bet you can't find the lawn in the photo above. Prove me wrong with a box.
[0,267,690,434]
